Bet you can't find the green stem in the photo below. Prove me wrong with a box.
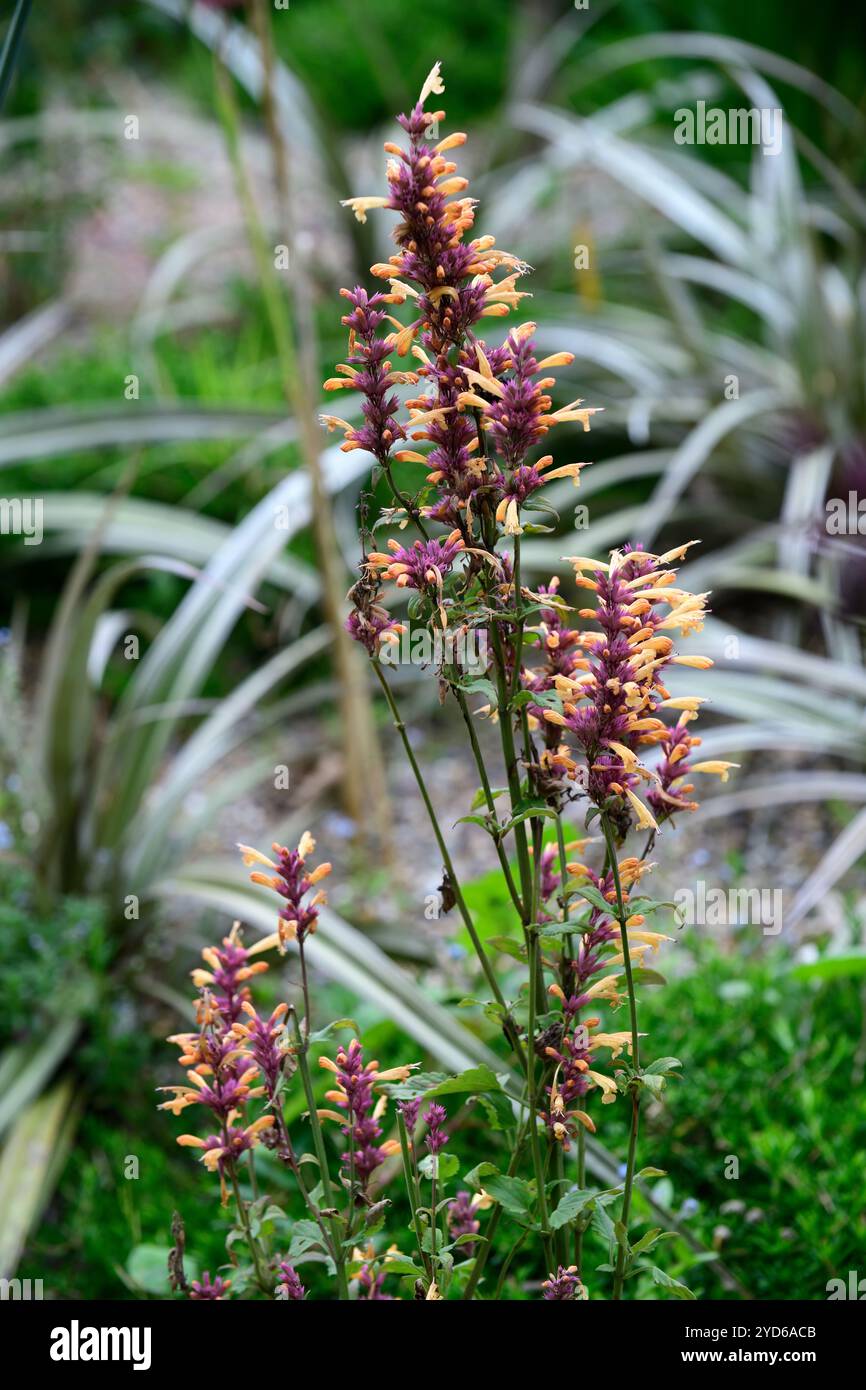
[430,1170,438,1284]
[373,662,525,1068]
[489,623,533,918]
[527,924,553,1270]
[453,684,524,918]
[397,1110,432,1281]
[554,812,586,1269]
[600,813,641,1301]
[381,458,430,539]
[510,535,525,701]
[291,1016,349,1299]
[228,1162,269,1294]
[298,936,313,1039]
[493,1230,528,1299]
[464,1119,528,1299]
[575,1125,587,1271]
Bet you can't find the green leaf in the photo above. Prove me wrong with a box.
[423,1065,504,1099]
[470,785,507,811]
[463,1163,534,1218]
[476,1091,517,1132]
[569,882,617,916]
[591,1201,617,1249]
[0,0,33,112]
[0,1078,79,1279]
[456,677,499,706]
[453,1232,484,1248]
[626,896,682,918]
[0,1019,80,1140]
[307,1018,359,1044]
[511,688,563,714]
[288,1218,328,1259]
[501,799,557,833]
[521,495,562,520]
[642,1059,681,1077]
[641,1074,667,1099]
[632,967,667,987]
[549,1187,600,1230]
[487,935,526,962]
[379,1256,424,1278]
[650,1265,696,1300]
[419,1152,460,1182]
[629,1228,669,1257]
[127,1243,199,1296]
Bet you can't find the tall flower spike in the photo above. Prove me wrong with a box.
[239,834,331,952]
[540,543,716,838]
[333,61,600,599]
[318,1040,416,1186]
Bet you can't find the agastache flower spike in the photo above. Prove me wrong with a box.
[322,286,416,463]
[276,1262,305,1301]
[239,833,331,952]
[542,1265,587,1301]
[190,1272,232,1301]
[159,913,285,1203]
[447,1189,483,1257]
[332,62,599,556]
[423,1101,448,1154]
[231,1001,290,1094]
[318,1040,416,1186]
[398,1097,422,1132]
[188,921,279,1025]
[538,543,717,838]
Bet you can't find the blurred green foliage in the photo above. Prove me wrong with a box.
[0,865,108,1044]
[611,946,866,1300]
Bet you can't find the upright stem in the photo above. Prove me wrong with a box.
[430,1169,439,1282]
[298,936,313,1040]
[453,684,524,918]
[527,924,553,1271]
[397,1110,432,1280]
[464,1117,528,1299]
[291,1014,349,1299]
[228,1162,269,1293]
[489,623,534,916]
[600,813,641,1301]
[373,662,525,1068]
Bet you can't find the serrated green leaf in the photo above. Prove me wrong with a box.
[549,1187,600,1230]
[650,1265,696,1300]
[423,1065,504,1099]
[418,1152,460,1182]
[463,1162,534,1218]
[570,882,616,916]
